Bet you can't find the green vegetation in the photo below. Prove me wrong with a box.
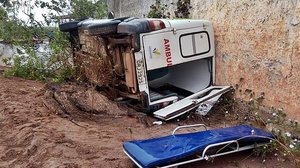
[3,51,49,80]
[72,0,107,20]
[0,6,39,45]
[147,0,170,18]
[147,0,191,18]
[0,0,107,82]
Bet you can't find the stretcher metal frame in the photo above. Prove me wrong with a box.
[123,124,271,168]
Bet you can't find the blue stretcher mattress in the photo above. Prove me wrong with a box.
[123,125,274,168]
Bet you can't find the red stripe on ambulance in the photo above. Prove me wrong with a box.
[164,39,172,66]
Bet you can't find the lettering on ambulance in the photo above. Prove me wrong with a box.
[164,39,172,66]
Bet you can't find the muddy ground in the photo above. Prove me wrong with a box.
[0,67,297,168]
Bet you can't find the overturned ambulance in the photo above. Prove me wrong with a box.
[59,17,232,120]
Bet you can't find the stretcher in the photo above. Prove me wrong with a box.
[123,124,274,168]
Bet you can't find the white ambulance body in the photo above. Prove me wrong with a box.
[60,17,231,120]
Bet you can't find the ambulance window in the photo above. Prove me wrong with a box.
[179,31,210,58]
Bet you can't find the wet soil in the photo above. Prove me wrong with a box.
[0,67,296,168]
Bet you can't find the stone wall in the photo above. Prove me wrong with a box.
[108,0,300,120]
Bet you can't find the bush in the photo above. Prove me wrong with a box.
[3,52,49,80]
[147,0,191,19]
[3,30,74,82]
[147,0,170,18]
[1,0,107,82]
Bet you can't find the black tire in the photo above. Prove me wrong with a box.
[59,21,80,32]
[87,20,121,36]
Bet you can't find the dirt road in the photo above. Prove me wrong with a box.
[0,68,296,168]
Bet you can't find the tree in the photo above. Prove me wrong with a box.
[71,0,107,20]
[0,0,108,81]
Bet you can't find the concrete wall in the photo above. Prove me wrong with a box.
[108,0,177,18]
[108,0,300,120]
[190,1,300,119]
[0,42,51,66]
[0,42,15,66]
